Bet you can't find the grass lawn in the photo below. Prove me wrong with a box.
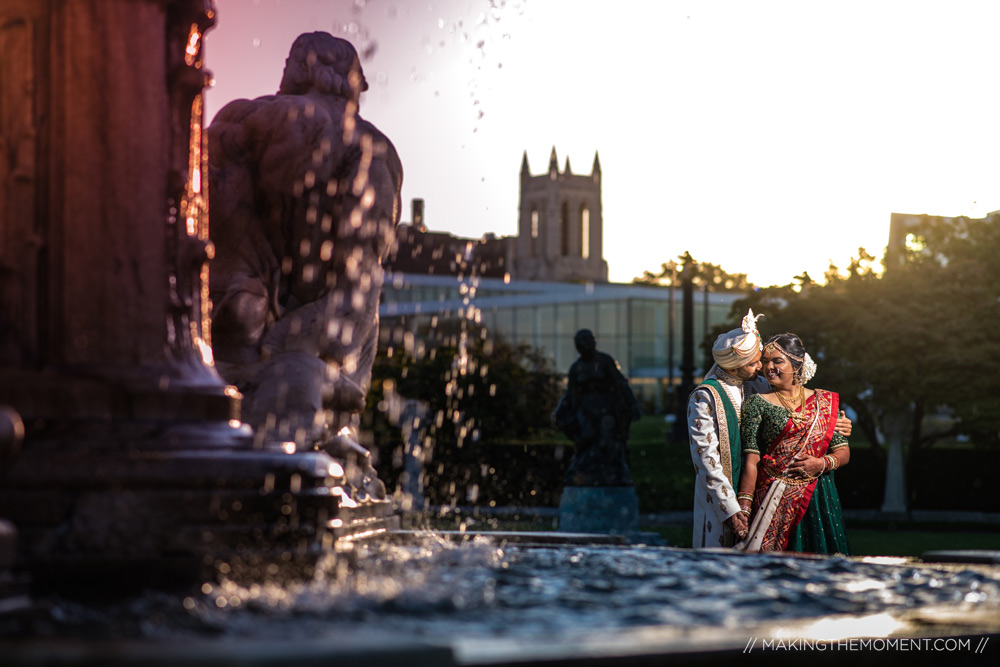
[628,415,694,512]
[422,417,998,558]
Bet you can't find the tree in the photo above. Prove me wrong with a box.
[364,322,565,501]
[733,216,1000,512]
[633,251,754,292]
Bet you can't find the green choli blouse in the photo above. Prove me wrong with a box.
[741,392,849,456]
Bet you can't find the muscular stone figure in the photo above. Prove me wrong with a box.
[208,33,402,500]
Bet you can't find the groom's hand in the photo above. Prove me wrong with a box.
[834,410,852,437]
[725,511,748,538]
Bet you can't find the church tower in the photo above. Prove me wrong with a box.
[513,147,608,283]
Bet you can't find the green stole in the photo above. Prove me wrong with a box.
[699,378,742,488]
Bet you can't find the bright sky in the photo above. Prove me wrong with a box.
[204,0,1000,287]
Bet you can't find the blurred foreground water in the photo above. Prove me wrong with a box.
[14,536,1000,648]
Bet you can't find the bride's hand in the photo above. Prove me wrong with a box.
[788,455,824,478]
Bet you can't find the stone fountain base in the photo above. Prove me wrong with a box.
[0,386,397,589]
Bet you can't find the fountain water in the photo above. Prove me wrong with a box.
[4,538,1000,663]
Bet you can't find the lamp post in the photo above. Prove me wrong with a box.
[672,270,695,442]
[667,266,675,414]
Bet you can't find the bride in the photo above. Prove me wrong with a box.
[736,333,851,554]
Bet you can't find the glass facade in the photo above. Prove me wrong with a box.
[380,274,744,414]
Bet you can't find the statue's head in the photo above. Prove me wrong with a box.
[279,32,368,102]
[574,329,597,356]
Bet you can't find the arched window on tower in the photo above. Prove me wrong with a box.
[580,205,590,259]
[560,201,569,256]
[530,208,539,257]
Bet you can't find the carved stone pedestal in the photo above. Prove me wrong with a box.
[3,420,395,587]
[558,486,640,535]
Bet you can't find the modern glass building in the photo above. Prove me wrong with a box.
[379,273,745,414]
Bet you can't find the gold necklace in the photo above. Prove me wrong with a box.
[774,386,805,422]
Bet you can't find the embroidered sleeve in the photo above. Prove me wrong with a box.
[740,393,764,455]
[829,431,849,450]
[687,388,741,521]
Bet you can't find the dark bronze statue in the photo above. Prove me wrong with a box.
[554,329,642,486]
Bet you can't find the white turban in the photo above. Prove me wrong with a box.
[711,309,763,370]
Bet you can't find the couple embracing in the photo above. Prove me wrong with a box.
[687,309,851,553]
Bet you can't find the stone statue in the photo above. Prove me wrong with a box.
[207,32,403,501]
[554,329,642,487]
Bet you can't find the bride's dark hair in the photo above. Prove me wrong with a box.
[764,333,806,372]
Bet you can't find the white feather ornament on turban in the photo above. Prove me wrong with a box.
[711,308,764,370]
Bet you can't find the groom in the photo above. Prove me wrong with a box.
[687,309,763,548]
[687,310,851,548]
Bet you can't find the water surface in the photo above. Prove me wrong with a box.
[24,536,1000,649]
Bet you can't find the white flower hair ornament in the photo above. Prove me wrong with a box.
[798,353,817,385]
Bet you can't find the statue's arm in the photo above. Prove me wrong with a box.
[607,355,641,420]
[207,98,284,361]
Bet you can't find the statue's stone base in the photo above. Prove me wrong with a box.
[558,486,640,535]
[0,422,399,588]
